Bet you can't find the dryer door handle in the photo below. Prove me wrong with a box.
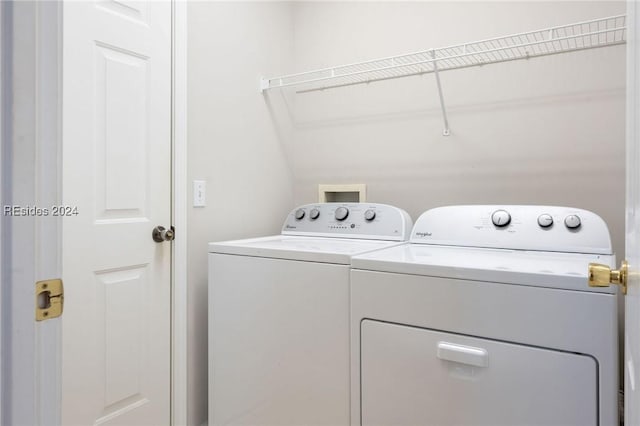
[437,342,489,368]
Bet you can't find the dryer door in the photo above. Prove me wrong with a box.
[361,320,597,426]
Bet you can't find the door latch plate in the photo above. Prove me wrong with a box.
[35,279,64,321]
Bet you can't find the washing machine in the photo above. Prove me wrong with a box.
[350,205,618,426]
[209,203,412,426]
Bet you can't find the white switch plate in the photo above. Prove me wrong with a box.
[193,180,206,207]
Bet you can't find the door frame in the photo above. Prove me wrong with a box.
[1,2,63,424]
[171,1,189,424]
[0,1,6,422]
[0,1,189,424]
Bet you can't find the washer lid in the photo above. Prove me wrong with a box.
[351,244,617,293]
[209,235,406,264]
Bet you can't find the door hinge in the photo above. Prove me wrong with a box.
[35,278,64,321]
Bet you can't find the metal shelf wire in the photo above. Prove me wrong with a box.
[260,15,626,94]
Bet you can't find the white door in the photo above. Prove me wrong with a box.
[61,1,172,425]
[627,1,640,424]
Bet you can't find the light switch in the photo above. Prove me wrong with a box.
[193,180,206,207]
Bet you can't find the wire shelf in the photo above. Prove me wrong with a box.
[260,15,626,94]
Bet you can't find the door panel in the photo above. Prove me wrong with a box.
[62,1,171,425]
[99,266,147,409]
[95,44,149,220]
[361,320,597,426]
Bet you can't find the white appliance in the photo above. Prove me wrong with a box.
[350,205,618,426]
[209,203,412,426]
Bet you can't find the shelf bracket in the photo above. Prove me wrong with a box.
[260,77,270,93]
[431,50,450,136]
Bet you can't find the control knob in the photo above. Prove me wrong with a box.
[335,207,349,221]
[310,208,320,220]
[564,214,581,229]
[491,209,511,227]
[537,214,553,228]
[364,209,376,221]
[294,209,305,220]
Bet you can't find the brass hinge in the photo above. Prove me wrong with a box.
[35,279,64,321]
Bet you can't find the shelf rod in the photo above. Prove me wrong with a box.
[262,25,625,92]
[431,50,450,137]
[292,39,624,94]
[263,14,625,85]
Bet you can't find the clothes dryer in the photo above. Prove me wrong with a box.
[350,205,618,426]
[209,203,412,426]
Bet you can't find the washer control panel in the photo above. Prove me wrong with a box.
[282,203,413,241]
[411,205,612,254]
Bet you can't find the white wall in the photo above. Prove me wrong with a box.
[187,2,295,424]
[290,1,626,260]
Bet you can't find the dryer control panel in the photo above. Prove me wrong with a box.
[282,203,413,241]
[411,205,612,254]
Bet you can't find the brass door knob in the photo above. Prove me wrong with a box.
[588,260,628,294]
[152,225,175,243]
